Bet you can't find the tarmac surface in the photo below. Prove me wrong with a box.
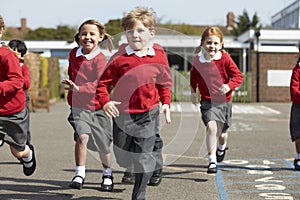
[0,101,299,200]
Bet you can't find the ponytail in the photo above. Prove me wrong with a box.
[101,33,114,52]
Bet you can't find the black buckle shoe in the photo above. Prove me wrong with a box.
[207,162,217,174]
[100,175,114,192]
[148,171,162,186]
[22,144,36,176]
[69,175,85,190]
[121,172,135,184]
[216,147,228,163]
[294,159,300,171]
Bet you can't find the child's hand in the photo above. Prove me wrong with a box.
[103,101,121,118]
[190,93,197,105]
[219,84,230,94]
[160,104,171,124]
[61,79,79,92]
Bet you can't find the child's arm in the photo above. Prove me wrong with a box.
[290,66,300,104]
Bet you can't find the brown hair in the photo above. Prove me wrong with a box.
[194,26,225,54]
[0,15,5,31]
[121,7,156,30]
[76,19,114,52]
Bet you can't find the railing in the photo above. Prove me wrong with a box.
[171,69,251,103]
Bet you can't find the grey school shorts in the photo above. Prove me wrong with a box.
[67,107,112,153]
[0,107,29,151]
[200,100,232,133]
[290,103,300,141]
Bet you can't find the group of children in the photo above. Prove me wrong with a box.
[2,5,300,200]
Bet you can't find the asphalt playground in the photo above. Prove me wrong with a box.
[0,101,299,200]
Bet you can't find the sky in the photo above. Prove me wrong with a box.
[1,0,297,30]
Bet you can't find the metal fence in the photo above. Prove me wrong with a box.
[171,69,252,103]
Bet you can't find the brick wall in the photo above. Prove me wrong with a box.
[250,51,298,102]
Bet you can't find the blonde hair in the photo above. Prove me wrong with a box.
[121,7,156,30]
[194,26,225,54]
[76,19,114,52]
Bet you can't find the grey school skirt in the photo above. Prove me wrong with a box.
[0,107,29,151]
[290,103,300,142]
[200,100,232,132]
[68,107,112,153]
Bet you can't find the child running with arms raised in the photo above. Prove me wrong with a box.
[190,26,243,173]
[62,19,114,191]
[99,7,172,200]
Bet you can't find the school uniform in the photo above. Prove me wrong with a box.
[99,43,172,200]
[66,46,112,153]
[289,63,300,141]
[190,50,243,129]
[0,45,28,151]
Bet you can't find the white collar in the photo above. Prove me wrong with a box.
[198,48,222,63]
[125,45,156,57]
[76,46,101,60]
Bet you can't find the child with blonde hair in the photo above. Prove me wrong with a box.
[99,7,172,199]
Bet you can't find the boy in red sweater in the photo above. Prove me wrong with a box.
[99,7,172,200]
[190,27,243,174]
[0,15,36,176]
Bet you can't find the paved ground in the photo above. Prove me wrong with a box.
[0,101,299,200]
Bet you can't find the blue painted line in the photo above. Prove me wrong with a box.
[227,190,300,194]
[222,174,299,178]
[225,181,300,185]
[216,166,228,200]
[285,159,300,176]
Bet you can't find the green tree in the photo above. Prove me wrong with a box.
[231,10,261,36]
[24,26,76,40]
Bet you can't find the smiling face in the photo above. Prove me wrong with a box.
[125,20,155,52]
[78,24,103,54]
[202,35,223,59]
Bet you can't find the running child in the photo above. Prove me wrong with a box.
[289,43,300,171]
[0,15,36,176]
[62,19,114,191]
[99,7,172,199]
[190,26,243,173]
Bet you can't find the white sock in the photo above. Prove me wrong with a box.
[74,166,85,183]
[103,168,113,185]
[295,153,300,160]
[208,154,217,164]
[218,143,227,151]
[103,167,112,176]
[22,149,33,168]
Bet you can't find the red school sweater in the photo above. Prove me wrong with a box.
[290,63,300,104]
[99,43,172,114]
[0,46,26,115]
[67,47,107,111]
[190,52,244,103]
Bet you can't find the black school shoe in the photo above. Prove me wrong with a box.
[294,159,300,171]
[207,162,217,174]
[69,175,85,190]
[121,172,135,184]
[22,144,36,176]
[148,169,162,186]
[216,147,228,163]
[100,175,114,192]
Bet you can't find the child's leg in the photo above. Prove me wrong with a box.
[71,134,89,187]
[206,121,222,173]
[294,138,300,171]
